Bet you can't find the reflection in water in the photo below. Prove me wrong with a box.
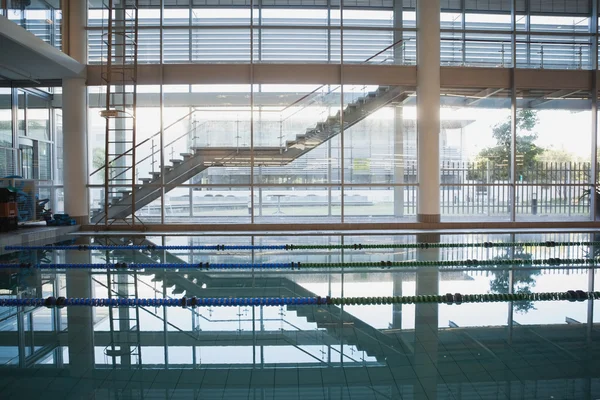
[489,244,541,314]
[0,232,598,399]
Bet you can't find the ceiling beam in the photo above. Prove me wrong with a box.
[464,88,504,106]
[528,89,582,108]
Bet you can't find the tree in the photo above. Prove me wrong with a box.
[92,148,105,183]
[488,245,541,314]
[468,110,544,182]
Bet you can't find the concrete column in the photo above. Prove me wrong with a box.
[416,0,441,223]
[413,233,440,400]
[62,0,88,224]
[66,239,94,374]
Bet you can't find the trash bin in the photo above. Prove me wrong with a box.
[531,193,538,215]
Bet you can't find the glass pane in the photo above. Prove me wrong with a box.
[17,90,25,138]
[0,89,11,147]
[27,95,50,141]
[440,88,511,221]
[516,90,592,221]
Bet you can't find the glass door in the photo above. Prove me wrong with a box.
[20,144,33,179]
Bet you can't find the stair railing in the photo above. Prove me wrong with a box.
[90,107,200,179]
[92,110,211,186]
[275,38,406,150]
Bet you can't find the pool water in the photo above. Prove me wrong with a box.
[0,231,599,399]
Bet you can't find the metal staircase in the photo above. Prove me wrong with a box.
[91,85,408,223]
[98,0,140,226]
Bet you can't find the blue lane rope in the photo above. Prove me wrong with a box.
[0,258,598,270]
[1,290,598,308]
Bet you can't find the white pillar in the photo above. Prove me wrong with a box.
[417,0,440,223]
[62,0,88,224]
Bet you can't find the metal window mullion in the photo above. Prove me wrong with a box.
[340,0,344,224]
[189,1,193,62]
[592,0,599,221]
[131,1,140,226]
[250,0,255,224]
[160,0,165,225]
[510,0,517,221]
[593,83,599,222]
[461,0,466,65]
[327,0,331,62]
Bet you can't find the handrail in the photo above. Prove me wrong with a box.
[279,37,406,124]
[107,120,210,183]
[93,39,407,185]
[92,275,200,340]
[91,107,199,176]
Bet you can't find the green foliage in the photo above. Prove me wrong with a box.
[468,109,545,182]
[488,245,541,314]
[92,148,105,183]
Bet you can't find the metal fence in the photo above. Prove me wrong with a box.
[440,161,594,218]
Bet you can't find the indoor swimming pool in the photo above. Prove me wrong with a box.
[0,231,599,399]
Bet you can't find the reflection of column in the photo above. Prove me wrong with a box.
[62,0,88,224]
[66,240,94,374]
[416,0,440,223]
[414,233,440,400]
[394,106,404,217]
[392,272,402,328]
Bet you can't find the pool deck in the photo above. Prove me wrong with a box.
[0,224,80,255]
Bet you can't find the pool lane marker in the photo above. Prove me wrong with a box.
[0,290,596,308]
[1,257,597,270]
[5,240,599,252]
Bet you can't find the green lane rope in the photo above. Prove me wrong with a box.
[6,240,600,252]
[5,290,598,308]
[3,257,598,270]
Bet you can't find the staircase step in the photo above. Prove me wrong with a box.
[170,159,183,165]
[180,153,193,160]
[139,178,153,184]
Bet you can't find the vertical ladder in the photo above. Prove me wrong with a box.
[99,0,140,226]
[105,269,142,368]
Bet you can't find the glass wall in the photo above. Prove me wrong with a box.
[440,88,512,221]
[2,1,62,50]
[515,89,593,221]
[86,0,598,70]
[87,1,409,65]
[88,83,418,224]
[0,88,15,178]
[0,87,62,217]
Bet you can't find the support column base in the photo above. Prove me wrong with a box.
[417,214,440,223]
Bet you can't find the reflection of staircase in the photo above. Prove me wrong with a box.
[150,269,409,363]
[91,85,407,223]
[95,236,409,362]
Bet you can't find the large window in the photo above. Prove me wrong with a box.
[2,2,62,50]
[440,88,512,221]
[87,3,409,65]
[515,89,592,221]
[88,83,417,224]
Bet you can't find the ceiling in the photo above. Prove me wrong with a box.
[0,16,84,83]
